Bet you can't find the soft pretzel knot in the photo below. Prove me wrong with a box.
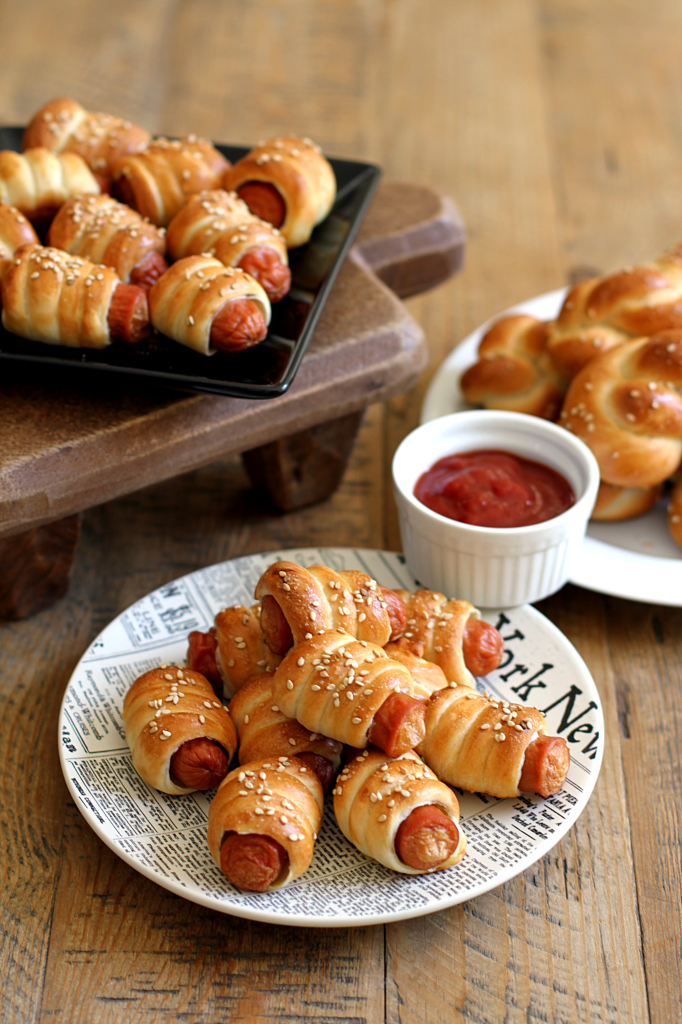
[332,748,466,874]
[392,589,480,688]
[122,665,237,795]
[547,244,682,379]
[460,314,567,420]
[271,629,414,748]
[22,97,150,179]
[559,330,682,487]
[590,479,663,521]
[255,560,393,652]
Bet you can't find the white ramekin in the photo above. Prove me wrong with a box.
[392,410,600,608]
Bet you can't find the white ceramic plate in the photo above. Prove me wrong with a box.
[59,547,604,928]
[421,290,682,605]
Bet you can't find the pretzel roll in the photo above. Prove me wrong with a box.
[47,194,167,286]
[207,755,323,891]
[418,686,569,799]
[547,244,682,379]
[460,314,568,420]
[271,630,424,756]
[333,748,465,874]
[0,203,38,280]
[22,97,150,180]
[166,190,290,302]
[111,137,230,227]
[384,638,448,700]
[0,148,99,224]
[255,560,393,654]
[2,243,149,348]
[590,479,663,521]
[214,604,283,698]
[668,476,682,548]
[122,665,237,795]
[148,254,271,355]
[223,136,336,248]
[559,331,682,487]
[392,589,503,686]
[229,672,343,789]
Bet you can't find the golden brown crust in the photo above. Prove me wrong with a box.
[383,639,448,700]
[254,560,393,649]
[418,687,549,798]
[332,748,465,874]
[461,314,568,420]
[0,148,99,222]
[22,97,150,179]
[206,755,323,890]
[0,203,38,280]
[122,665,238,795]
[166,189,288,267]
[213,604,283,699]
[228,672,343,768]
[111,137,230,227]
[47,194,166,283]
[223,136,336,248]
[392,589,481,688]
[270,630,414,748]
[590,479,663,521]
[1,243,119,348]
[559,331,682,487]
[547,244,682,379]
[148,254,271,354]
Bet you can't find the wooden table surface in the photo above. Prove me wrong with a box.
[1,2,681,1022]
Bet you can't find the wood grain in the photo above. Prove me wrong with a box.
[1,1,681,1022]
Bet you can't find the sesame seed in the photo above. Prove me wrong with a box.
[287,680,294,690]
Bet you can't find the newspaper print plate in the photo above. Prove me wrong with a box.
[58,547,604,928]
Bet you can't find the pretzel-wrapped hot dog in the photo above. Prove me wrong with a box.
[0,203,38,281]
[255,560,396,654]
[271,630,425,757]
[187,604,283,699]
[2,244,150,348]
[112,137,230,227]
[333,748,466,874]
[123,665,238,794]
[22,97,150,182]
[166,190,291,303]
[0,148,99,225]
[418,686,570,799]
[391,589,504,686]
[223,136,336,248]
[47,194,168,288]
[383,638,448,700]
[229,672,343,792]
[148,254,271,355]
[207,755,323,891]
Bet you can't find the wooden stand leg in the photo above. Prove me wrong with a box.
[0,514,81,620]
[242,410,365,512]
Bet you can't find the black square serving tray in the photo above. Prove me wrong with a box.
[0,127,381,399]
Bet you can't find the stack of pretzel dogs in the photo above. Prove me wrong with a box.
[459,242,682,547]
[122,559,571,894]
[0,97,337,354]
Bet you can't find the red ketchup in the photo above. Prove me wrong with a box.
[414,449,575,528]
